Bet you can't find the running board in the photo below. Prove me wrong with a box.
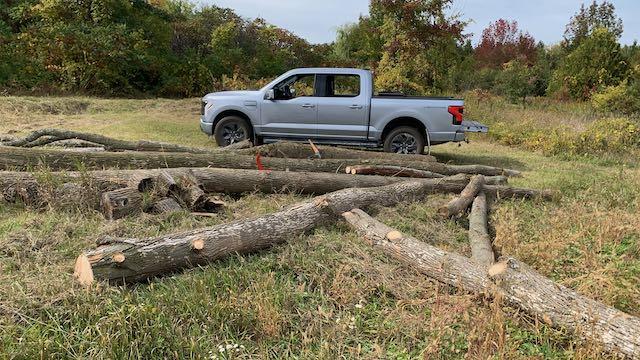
[262,137,379,148]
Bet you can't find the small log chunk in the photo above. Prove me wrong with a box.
[150,197,183,215]
[346,165,445,178]
[127,174,155,192]
[175,173,207,209]
[439,175,485,218]
[155,171,178,196]
[100,187,143,220]
[341,209,640,360]
[468,192,495,267]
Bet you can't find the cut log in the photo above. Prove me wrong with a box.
[238,141,437,162]
[439,175,485,218]
[0,145,520,177]
[5,128,215,154]
[1,168,550,210]
[150,197,183,215]
[341,209,640,360]
[346,165,444,178]
[468,192,495,267]
[74,178,510,284]
[100,187,143,220]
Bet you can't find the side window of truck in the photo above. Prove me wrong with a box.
[316,75,361,97]
[274,74,315,99]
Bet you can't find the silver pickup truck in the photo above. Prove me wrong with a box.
[200,68,487,154]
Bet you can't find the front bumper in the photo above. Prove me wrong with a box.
[200,116,213,135]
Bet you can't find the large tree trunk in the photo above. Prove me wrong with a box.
[4,128,215,154]
[0,145,520,176]
[468,192,495,267]
[439,175,485,218]
[238,141,437,162]
[1,168,551,209]
[74,179,467,284]
[341,209,640,360]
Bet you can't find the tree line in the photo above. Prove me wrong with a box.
[1,0,639,111]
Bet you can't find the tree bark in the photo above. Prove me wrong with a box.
[345,165,445,178]
[100,188,143,220]
[4,128,215,154]
[341,209,640,360]
[468,192,495,267]
[238,141,437,162]
[439,175,485,218]
[74,179,467,284]
[221,139,253,151]
[0,145,520,176]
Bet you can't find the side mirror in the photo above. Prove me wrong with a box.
[265,89,275,100]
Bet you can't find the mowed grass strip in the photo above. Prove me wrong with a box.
[0,96,638,358]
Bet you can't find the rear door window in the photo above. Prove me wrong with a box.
[316,75,361,97]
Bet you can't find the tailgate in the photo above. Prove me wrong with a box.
[460,120,488,133]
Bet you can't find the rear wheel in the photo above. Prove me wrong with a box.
[383,126,425,154]
[214,116,252,147]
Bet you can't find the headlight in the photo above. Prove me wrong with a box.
[200,101,206,115]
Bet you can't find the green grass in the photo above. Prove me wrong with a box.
[1,96,638,359]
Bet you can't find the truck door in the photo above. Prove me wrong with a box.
[260,74,317,139]
[315,74,368,140]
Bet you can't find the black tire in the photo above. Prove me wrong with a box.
[383,126,425,154]
[214,116,252,147]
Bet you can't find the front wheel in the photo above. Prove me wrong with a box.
[383,126,425,154]
[214,116,252,147]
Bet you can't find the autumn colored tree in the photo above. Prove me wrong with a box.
[474,19,536,69]
[563,0,623,51]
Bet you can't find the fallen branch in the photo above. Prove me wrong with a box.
[4,128,214,154]
[0,145,521,176]
[439,175,485,218]
[341,209,640,360]
[468,192,495,267]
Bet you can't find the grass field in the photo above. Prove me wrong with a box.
[0,96,638,359]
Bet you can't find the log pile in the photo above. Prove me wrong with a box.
[2,129,636,359]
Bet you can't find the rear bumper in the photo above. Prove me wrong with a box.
[200,116,213,135]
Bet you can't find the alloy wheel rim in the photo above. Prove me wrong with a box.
[390,133,418,154]
[221,123,247,145]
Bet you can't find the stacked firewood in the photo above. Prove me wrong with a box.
[1,129,638,359]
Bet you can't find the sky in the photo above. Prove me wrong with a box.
[200,0,639,46]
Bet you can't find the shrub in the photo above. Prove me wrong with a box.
[591,82,640,115]
[577,117,640,153]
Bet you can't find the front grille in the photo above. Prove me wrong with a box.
[200,101,206,115]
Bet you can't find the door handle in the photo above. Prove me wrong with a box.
[349,105,363,109]
[302,104,316,108]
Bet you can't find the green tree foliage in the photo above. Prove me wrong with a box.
[495,60,533,104]
[563,0,623,50]
[0,0,325,96]
[548,28,627,100]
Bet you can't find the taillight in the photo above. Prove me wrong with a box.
[448,105,464,125]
